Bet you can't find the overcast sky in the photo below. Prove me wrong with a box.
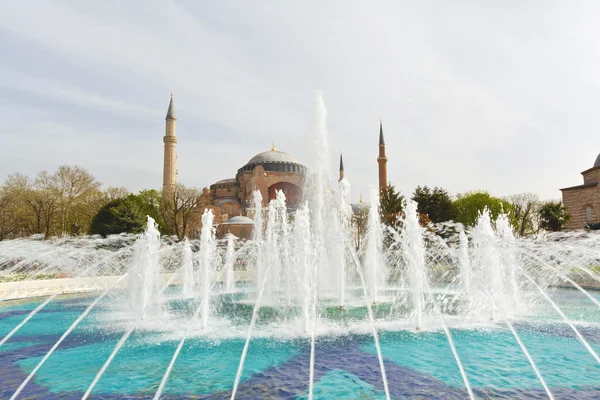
[1,1,599,202]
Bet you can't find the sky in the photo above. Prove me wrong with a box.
[1,1,600,202]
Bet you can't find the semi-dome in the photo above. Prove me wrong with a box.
[223,216,254,224]
[246,150,300,166]
[595,153,600,168]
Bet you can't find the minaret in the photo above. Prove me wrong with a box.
[377,119,388,192]
[162,94,178,202]
[339,152,345,182]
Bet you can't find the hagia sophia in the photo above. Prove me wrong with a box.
[161,95,387,239]
[162,94,600,235]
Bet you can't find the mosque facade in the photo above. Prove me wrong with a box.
[560,153,600,230]
[161,96,388,239]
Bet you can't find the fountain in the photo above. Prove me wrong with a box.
[2,94,600,399]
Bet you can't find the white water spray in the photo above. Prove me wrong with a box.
[180,238,195,297]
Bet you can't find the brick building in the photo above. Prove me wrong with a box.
[560,154,600,230]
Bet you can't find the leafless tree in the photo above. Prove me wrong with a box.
[162,183,203,240]
[505,193,541,237]
[36,165,101,235]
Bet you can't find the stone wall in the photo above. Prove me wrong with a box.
[562,185,600,230]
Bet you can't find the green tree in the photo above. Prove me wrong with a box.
[379,183,404,227]
[90,198,146,237]
[89,190,169,237]
[411,186,455,223]
[130,190,169,233]
[453,191,513,227]
[539,201,571,232]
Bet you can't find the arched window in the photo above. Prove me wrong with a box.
[586,207,593,222]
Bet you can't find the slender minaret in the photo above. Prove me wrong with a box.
[377,119,388,192]
[339,152,345,182]
[163,94,178,202]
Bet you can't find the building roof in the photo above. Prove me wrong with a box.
[379,120,385,145]
[222,216,254,224]
[215,178,237,184]
[560,181,599,191]
[247,150,300,165]
[595,153,600,168]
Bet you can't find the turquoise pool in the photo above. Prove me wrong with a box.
[1,288,600,399]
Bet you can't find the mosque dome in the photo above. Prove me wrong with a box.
[246,150,300,165]
[238,147,306,174]
[595,153,600,168]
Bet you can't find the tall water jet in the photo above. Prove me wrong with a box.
[309,91,331,245]
[180,238,195,298]
[364,186,385,303]
[471,208,503,320]
[128,216,161,319]
[400,200,426,329]
[265,195,283,299]
[496,213,519,307]
[251,190,265,294]
[294,203,314,333]
[337,177,353,307]
[276,190,293,306]
[223,232,235,292]
[458,230,471,295]
[308,91,340,299]
[198,209,216,329]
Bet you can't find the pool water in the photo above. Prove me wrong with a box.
[2,289,600,399]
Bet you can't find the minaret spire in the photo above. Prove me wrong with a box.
[339,152,345,182]
[377,119,388,192]
[163,94,178,202]
[166,93,177,120]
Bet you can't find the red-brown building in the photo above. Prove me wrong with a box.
[560,153,600,230]
[203,143,306,237]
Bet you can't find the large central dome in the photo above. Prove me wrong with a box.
[246,150,300,165]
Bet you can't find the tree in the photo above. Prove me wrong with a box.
[90,190,169,237]
[352,204,369,251]
[162,183,203,240]
[453,191,513,227]
[505,193,541,237]
[36,165,101,235]
[90,198,146,237]
[129,190,169,234]
[539,201,571,232]
[411,186,455,223]
[379,183,404,227]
